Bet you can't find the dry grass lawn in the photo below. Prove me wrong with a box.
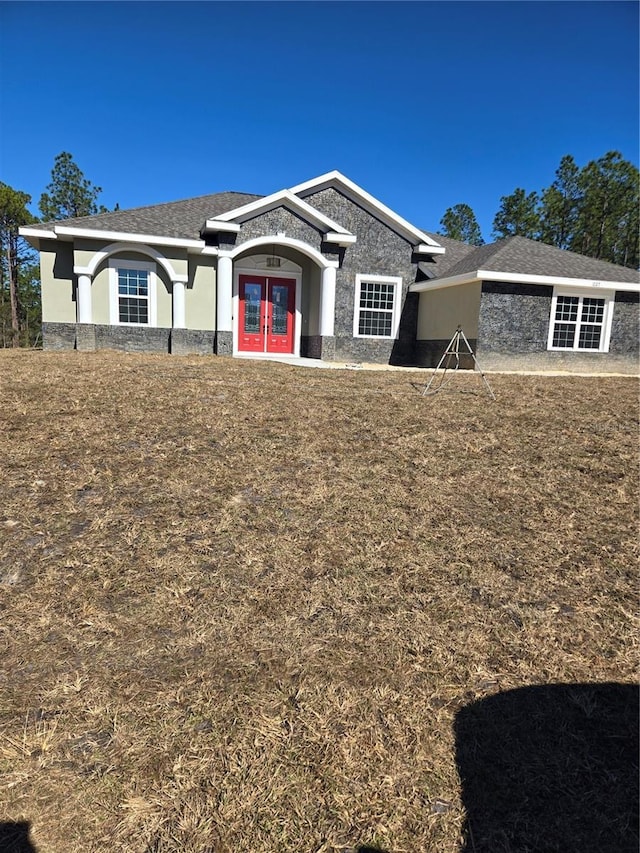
[0,351,638,853]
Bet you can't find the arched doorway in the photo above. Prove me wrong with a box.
[233,254,302,356]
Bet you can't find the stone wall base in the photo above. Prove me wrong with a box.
[215,331,233,356]
[171,329,215,356]
[42,323,77,350]
[43,324,220,356]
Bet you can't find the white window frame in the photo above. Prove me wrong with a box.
[353,274,402,339]
[109,258,157,326]
[547,286,614,353]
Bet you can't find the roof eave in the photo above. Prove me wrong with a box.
[410,269,640,293]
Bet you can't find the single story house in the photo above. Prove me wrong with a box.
[21,171,639,372]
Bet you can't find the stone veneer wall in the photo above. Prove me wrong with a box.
[609,291,640,355]
[296,188,420,364]
[476,282,639,373]
[42,323,220,356]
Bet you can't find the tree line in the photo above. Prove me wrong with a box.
[439,151,639,270]
[0,152,111,347]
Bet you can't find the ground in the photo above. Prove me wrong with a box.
[0,352,637,853]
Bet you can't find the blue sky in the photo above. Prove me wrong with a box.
[0,1,637,241]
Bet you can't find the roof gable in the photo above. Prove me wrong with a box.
[288,171,444,253]
[203,189,356,245]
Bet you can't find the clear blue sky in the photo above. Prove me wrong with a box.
[0,1,637,241]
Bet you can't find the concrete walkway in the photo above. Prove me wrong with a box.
[233,353,638,378]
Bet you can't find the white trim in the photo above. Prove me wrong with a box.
[77,274,92,324]
[108,258,157,327]
[324,232,357,246]
[415,243,446,255]
[202,220,241,233]
[410,269,640,294]
[53,225,204,250]
[19,227,57,240]
[224,235,339,269]
[233,264,302,358]
[320,266,336,337]
[547,286,615,353]
[353,274,402,340]
[75,242,188,283]
[288,170,442,249]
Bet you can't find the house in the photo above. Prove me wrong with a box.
[20,171,639,373]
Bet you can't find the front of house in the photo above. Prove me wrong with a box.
[21,171,640,373]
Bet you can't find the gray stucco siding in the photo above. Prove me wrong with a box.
[609,291,640,355]
[475,281,639,372]
[477,281,552,355]
[304,187,420,362]
[238,207,323,249]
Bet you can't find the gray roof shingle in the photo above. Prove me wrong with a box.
[421,232,477,277]
[436,235,639,284]
[30,192,264,241]
[27,189,639,286]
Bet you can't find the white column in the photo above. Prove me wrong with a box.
[319,265,336,336]
[172,280,186,328]
[77,274,93,324]
[217,254,233,332]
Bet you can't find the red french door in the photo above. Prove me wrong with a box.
[238,275,295,354]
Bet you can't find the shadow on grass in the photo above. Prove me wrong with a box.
[0,822,38,853]
[455,682,639,853]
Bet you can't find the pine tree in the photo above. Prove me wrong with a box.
[492,188,540,240]
[0,183,37,347]
[571,151,639,268]
[438,204,484,245]
[538,155,581,250]
[39,152,108,221]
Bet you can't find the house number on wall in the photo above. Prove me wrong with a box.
[591,281,601,287]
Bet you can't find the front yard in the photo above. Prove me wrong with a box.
[0,352,637,852]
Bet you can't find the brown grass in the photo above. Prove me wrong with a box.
[0,351,637,852]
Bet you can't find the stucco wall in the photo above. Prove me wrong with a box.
[188,255,216,331]
[417,282,481,340]
[40,240,76,323]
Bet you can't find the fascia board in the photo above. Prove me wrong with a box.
[54,226,205,250]
[325,232,357,246]
[289,170,443,248]
[477,269,640,292]
[410,268,640,294]
[212,189,353,236]
[415,243,446,255]
[20,227,57,240]
[410,273,480,293]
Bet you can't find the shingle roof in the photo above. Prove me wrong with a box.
[437,235,639,284]
[421,232,477,277]
[30,192,264,241]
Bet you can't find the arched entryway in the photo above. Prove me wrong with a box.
[220,236,339,359]
[234,254,302,356]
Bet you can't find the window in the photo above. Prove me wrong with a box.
[353,275,402,338]
[547,289,613,352]
[109,259,157,326]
